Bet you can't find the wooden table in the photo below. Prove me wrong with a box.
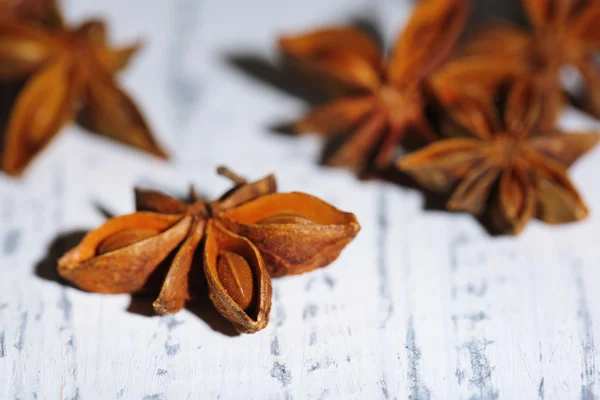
[2,0,600,398]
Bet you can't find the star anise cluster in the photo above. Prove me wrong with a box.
[279,0,600,234]
[0,1,167,176]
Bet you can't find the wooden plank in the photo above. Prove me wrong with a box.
[1,0,600,398]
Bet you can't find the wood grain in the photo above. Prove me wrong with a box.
[1,0,600,398]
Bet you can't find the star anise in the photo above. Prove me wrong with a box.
[0,0,56,23]
[0,5,167,176]
[278,0,469,173]
[429,28,532,112]
[434,0,600,129]
[397,80,599,235]
[57,167,360,333]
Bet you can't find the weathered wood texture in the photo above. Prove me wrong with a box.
[1,0,600,398]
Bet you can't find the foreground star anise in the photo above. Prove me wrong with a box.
[58,167,360,333]
[397,81,599,234]
[0,6,167,175]
[436,0,600,128]
[278,0,469,173]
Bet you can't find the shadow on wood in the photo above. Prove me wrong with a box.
[133,179,210,204]
[34,230,88,288]
[465,0,524,37]
[225,52,328,108]
[125,294,240,337]
[185,296,241,337]
[376,167,504,237]
[0,81,26,166]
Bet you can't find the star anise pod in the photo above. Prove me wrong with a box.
[435,0,600,129]
[0,5,167,176]
[278,0,469,173]
[397,80,599,235]
[0,0,57,23]
[57,167,360,333]
[429,27,532,111]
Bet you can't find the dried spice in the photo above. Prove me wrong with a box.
[278,0,469,173]
[397,80,599,235]
[429,29,532,112]
[435,0,600,128]
[0,5,167,176]
[0,0,56,23]
[58,167,360,333]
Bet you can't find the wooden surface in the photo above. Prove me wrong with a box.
[2,0,600,398]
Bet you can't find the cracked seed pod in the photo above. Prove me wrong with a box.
[204,220,271,333]
[219,192,360,277]
[58,167,360,333]
[58,213,191,293]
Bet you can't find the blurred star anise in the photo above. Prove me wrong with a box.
[0,5,167,175]
[279,0,469,173]
[58,167,360,333]
[435,0,600,129]
[0,0,56,23]
[398,80,598,235]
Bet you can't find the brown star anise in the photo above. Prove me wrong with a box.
[58,167,360,333]
[278,0,469,173]
[397,80,599,235]
[0,0,56,23]
[434,0,600,129]
[0,5,167,176]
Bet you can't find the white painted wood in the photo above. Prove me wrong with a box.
[1,0,600,398]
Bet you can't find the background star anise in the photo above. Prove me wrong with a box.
[434,0,600,129]
[0,5,167,175]
[397,80,599,235]
[0,0,56,23]
[279,0,469,174]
